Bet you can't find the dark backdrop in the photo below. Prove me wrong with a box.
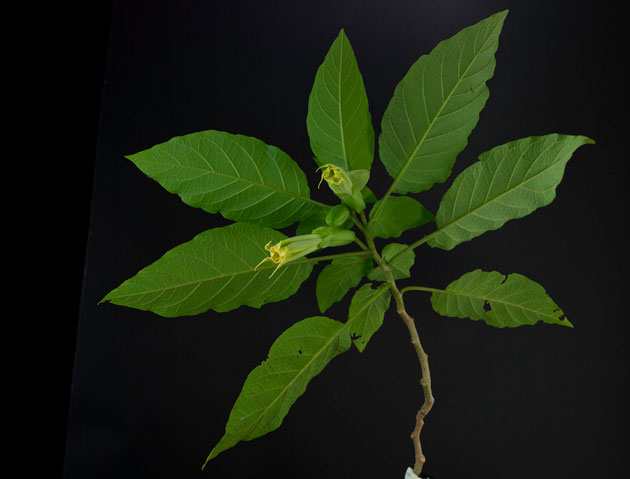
[64,1,628,478]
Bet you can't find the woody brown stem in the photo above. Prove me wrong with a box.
[398,300,434,476]
[362,223,435,476]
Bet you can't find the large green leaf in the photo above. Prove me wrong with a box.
[316,256,372,313]
[378,10,507,195]
[428,134,594,250]
[368,243,416,282]
[204,316,351,465]
[307,29,374,171]
[369,196,434,239]
[102,223,314,317]
[127,130,324,229]
[348,283,392,352]
[430,269,572,328]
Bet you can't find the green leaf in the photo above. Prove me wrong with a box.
[295,205,331,235]
[348,284,392,352]
[316,256,372,313]
[369,196,434,239]
[206,283,391,464]
[325,204,351,227]
[307,29,375,171]
[361,186,377,204]
[127,130,324,229]
[428,134,594,250]
[379,10,507,194]
[430,269,572,328]
[204,316,352,465]
[102,223,314,317]
[368,243,415,281]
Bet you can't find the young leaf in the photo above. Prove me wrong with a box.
[204,316,352,465]
[368,243,416,281]
[307,29,375,171]
[429,269,572,328]
[316,256,372,313]
[361,186,377,204]
[378,10,507,195]
[102,223,314,317]
[295,205,332,235]
[127,130,325,229]
[369,196,434,239]
[428,134,594,250]
[325,204,351,228]
[348,283,392,352]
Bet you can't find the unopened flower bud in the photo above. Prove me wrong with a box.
[317,164,370,213]
[311,227,356,248]
[326,204,351,227]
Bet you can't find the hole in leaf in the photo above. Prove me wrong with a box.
[350,333,362,340]
[482,301,492,313]
[298,350,302,355]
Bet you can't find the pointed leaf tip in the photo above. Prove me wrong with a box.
[205,317,351,462]
[431,270,571,329]
[429,134,594,250]
[307,27,374,172]
[104,223,314,317]
[378,9,507,194]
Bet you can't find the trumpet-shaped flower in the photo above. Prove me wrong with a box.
[255,234,323,277]
[255,229,355,277]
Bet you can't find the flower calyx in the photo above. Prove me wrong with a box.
[317,164,370,213]
[255,228,356,277]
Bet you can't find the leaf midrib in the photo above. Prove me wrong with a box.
[383,17,501,201]
[136,152,327,209]
[106,255,314,301]
[209,285,391,459]
[435,140,563,239]
[337,33,349,170]
[106,251,371,301]
[428,286,562,321]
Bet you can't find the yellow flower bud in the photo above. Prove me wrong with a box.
[316,164,369,213]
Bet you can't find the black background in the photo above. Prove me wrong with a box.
[63,1,628,478]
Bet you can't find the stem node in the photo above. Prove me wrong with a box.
[361,225,435,476]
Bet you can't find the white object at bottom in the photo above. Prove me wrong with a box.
[405,467,422,479]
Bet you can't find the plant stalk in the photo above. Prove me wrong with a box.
[361,219,435,476]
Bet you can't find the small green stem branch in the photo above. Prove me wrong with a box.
[360,217,435,476]
[296,250,370,266]
[353,237,369,250]
[401,286,441,295]
[350,211,368,234]
[388,229,441,265]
